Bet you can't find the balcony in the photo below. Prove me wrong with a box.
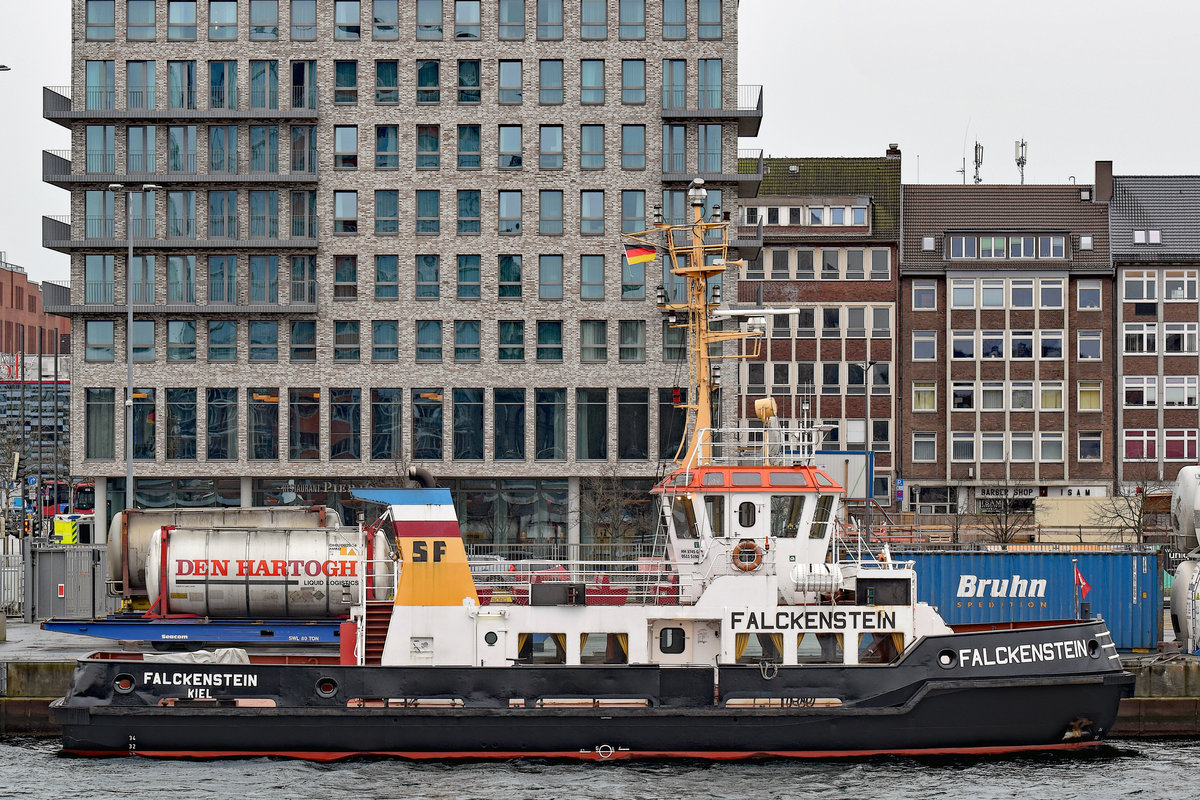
[730,219,764,261]
[43,85,319,127]
[41,214,318,254]
[43,149,318,187]
[659,84,764,137]
[45,278,318,316]
[661,148,764,197]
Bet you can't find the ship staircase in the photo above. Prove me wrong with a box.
[362,600,394,665]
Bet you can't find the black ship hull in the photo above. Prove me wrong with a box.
[53,622,1134,760]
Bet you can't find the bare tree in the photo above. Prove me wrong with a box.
[1089,465,1167,544]
[975,479,1037,545]
[577,466,656,559]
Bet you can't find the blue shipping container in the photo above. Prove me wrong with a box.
[893,550,1162,651]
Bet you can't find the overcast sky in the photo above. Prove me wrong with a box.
[4,0,1200,284]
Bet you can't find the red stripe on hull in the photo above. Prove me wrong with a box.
[389,521,462,538]
[62,741,1105,761]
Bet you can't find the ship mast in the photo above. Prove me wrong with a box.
[622,179,763,468]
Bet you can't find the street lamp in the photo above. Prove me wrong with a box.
[863,359,879,538]
[108,182,159,512]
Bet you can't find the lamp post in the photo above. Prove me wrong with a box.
[109,182,159,512]
[863,359,879,538]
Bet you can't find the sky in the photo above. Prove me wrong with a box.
[4,0,1200,284]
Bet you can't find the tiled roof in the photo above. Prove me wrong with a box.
[901,185,1111,272]
[1111,176,1200,260]
[756,157,901,239]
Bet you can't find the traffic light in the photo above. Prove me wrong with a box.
[23,516,30,535]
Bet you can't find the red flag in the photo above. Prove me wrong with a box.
[1074,565,1092,600]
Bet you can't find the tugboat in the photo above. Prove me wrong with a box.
[52,180,1133,760]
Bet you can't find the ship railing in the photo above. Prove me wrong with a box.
[468,557,689,606]
[683,426,822,470]
[831,522,913,570]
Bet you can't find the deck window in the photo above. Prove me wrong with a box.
[518,633,566,664]
[770,495,803,538]
[737,501,756,528]
[658,627,685,654]
[580,633,629,664]
[797,633,844,664]
[858,632,904,664]
[736,633,783,664]
[704,495,725,538]
[671,497,698,538]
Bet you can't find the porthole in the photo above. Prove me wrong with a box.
[1087,639,1101,659]
[113,673,135,694]
[316,677,339,698]
[936,649,957,669]
[484,631,498,646]
[738,502,756,528]
[659,627,686,654]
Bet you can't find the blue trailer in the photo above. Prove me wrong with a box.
[892,548,1163,651]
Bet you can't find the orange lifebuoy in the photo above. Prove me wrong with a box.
[732,539,764,571]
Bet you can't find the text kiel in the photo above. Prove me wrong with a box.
[175,559,358,578]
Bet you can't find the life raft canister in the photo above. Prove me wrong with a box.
[732,538,764,571]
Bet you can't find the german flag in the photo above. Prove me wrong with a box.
[624,245,657,264]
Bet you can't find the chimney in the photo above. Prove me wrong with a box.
[1094,160,1113,203]
[885,143,901,160]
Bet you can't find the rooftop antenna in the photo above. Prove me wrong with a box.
[973,141,984,185]
[1014,139,1027,185]
[955,119,971,185]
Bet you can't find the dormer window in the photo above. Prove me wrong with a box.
[809,207,824,225]
[830,207,845,225]
[1133,230,1146,244]
[1149,230,1162,244]
[851,206,867,225]
[767,207,779,225]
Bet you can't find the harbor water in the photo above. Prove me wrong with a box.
[1,736,1197,799]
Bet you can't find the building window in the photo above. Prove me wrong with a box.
[950,279,974,309]
[1077,330,1102,360]
[209,0,238,39]
[499,0,525,38]
[288,388,320,460]
[1041,278,1064,308]
[1040,329,1064,359]
[249,255,278,303]
[498,125,522,168]
[698,0,721,37]
[167,320,196,361]
[1124,376,1157,408]
[949,236,977,259]
[581,0,607,37]
[912,331,936,361]
[622,59,645,103]
[206,388,237,459]
[416,254,440,299]
[621,125,646,169]
[1166,430,1199,461]
[165,389,197,459]
[979,236,1006,259]
[1078,380,1102,412]
[458,60,481,103]
[580,125,605,169]
[457,255,481,298]
[417,60,440,103]
[581,254,605,298]
[416,190,440,234]
[334,320,360,361]
[207,320,236,361]
[539,254,563,299]
[412,389,444,459]
[454,320,481,361]
[581,191,605,234]
[537,321,562,361]
[1124,322,1157,354]
[289,320,315,361]
[85,321,115,362]
[375,60,398,103]
[85,255,115,304]
[1124,430,1157,461]
[1010,382,1033,411]
[951,432,974,462]
[249,320,278,361]
[951,382,974,410]
[1165,270,1198,301]
[333,191,358,233]
[333,255,358,299]
[454,0,481,38]
[290,0,315,38]
[539,59,563,103]
[539,126,564,169]
[87,0,116,39]
[417,0,443,38]
[375,190,399,236]
[373,0,398,38]
[1010,278,1034,308]
[499,320,525,360]
[371,389,403,460]
[330,388,361,461]
[1165,323,1199,354]
[662,0,685,38]
[127,0,156,39]
[372,320,398,361]
[581,320,607,361]
[457,124,481,169]
[457,190,480,234]
[577,388,608,459]
[451,389,485,460]
[499,254,522,298]
[912,431,936,463]
[494,389,526,460]
[981,382,1004,410]
[1009,236,1034,258]
[981,279,1004,308]
[372,254,398,299]
[1040,381,1063,411]
[618,320,645,361]
[1165,376,1198,408]
[912,281,936,310]
[334,125,358,168]
[85,388,116,460]
[580,60,605,103]
[498,190,522,234]
[499,60,523,103]
[621,190,645,236]
[1010,330,1034,359]
[417,124,440,169]
[1077,280,1102,310]
[912,381,936,412]
[981,432,1004,462]
[1124,270,1157,302]
[334,0,361,38]
[416,320,443,361]
[1038,236,1066,258]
